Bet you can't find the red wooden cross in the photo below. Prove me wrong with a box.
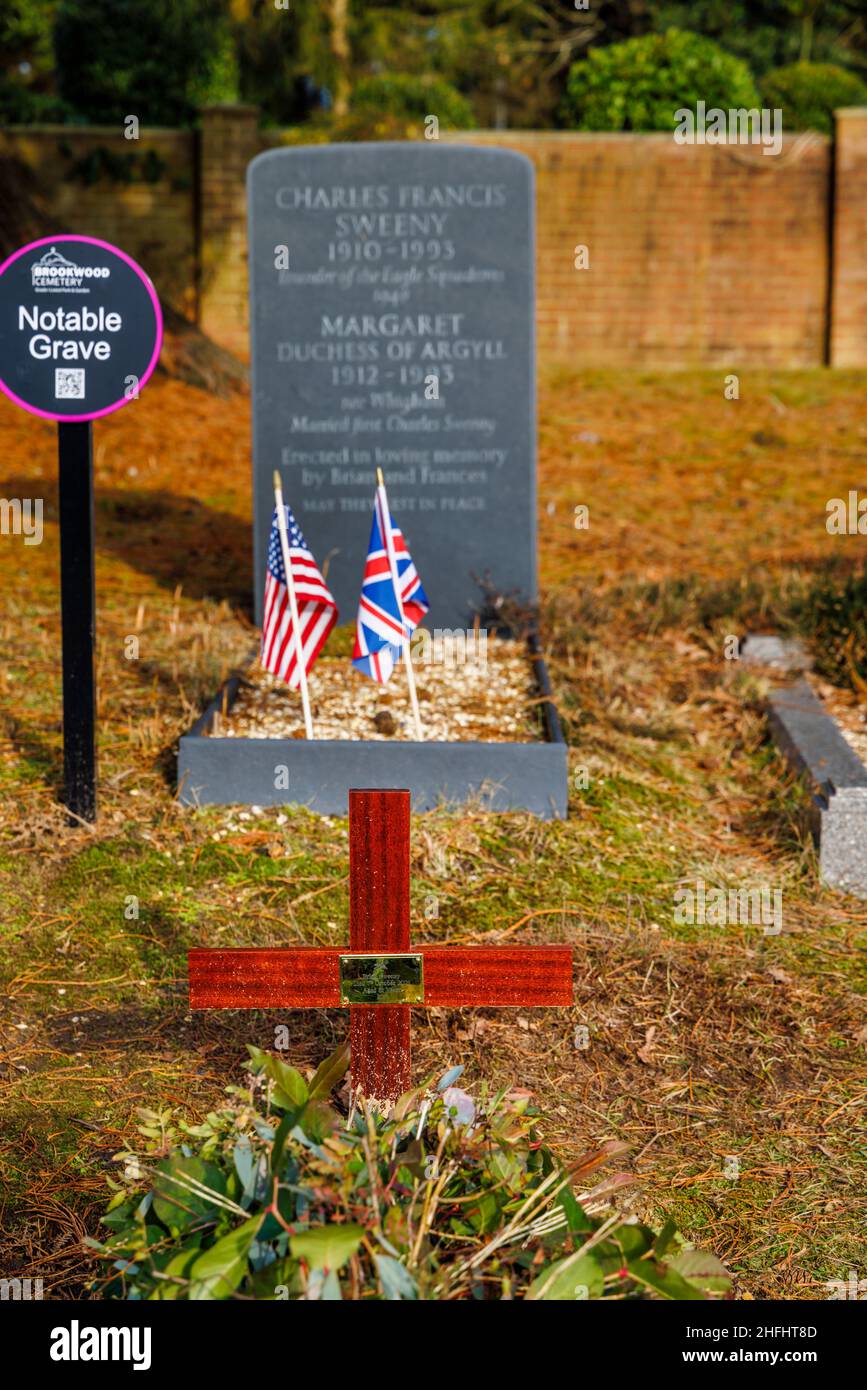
[189,788,573,1102]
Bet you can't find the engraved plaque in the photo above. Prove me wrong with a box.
[339,952,424,1005]
[248,142,536,628]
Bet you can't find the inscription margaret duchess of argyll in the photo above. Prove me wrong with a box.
[248,143,537,629]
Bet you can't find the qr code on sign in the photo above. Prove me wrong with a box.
[55,367,85,400]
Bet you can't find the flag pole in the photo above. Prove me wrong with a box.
[377,467,424,741]
[273,470,315,740]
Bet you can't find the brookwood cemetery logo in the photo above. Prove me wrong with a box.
[31,245,111,291]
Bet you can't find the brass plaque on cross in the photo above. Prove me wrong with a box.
[339,953,424,1006]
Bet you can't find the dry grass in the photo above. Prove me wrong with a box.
[0,365,865,1300]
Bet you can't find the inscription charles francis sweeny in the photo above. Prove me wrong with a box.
[248,142,536,630]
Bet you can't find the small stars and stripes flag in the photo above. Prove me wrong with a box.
[352,478,429,684]
[261,502,337,689]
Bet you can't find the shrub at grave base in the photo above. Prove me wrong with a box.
[761,63,867,136]
[89,1045,730,1301]
[562,30,760,132]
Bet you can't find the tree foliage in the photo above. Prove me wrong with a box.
[0,0,66,121]
[53,0,238,127]
[563,29,760,131]
[762,60,867,134]
[352,72,475,125]
[4,1,867,129]
[650,1,867,78]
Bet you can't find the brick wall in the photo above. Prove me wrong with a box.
[0,124,196,319]
[198,105,260,356]
[451,130,831,368]
[830,108,867,367]
[3,110,866,367]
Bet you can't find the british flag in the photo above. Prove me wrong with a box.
[261,504,337,688]
[352,481,429,682]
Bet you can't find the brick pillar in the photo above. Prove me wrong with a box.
[830,107,867,367]
[198,104,259,358]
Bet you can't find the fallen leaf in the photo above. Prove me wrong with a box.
[637,1026,657,1064]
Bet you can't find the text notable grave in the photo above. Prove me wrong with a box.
[0,235,162,422]
[248,143,537,628]
[0,234,162,822]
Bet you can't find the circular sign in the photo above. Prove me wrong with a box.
[0,234,162,422]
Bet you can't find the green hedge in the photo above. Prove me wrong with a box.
[53,0,236,126]
[563,29,760,132]
[350,73,475,129]
[0,78,72,125]
[762,63,867,135]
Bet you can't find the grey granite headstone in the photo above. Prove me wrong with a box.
[248,142,536,629]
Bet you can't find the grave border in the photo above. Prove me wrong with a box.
[177,638,568,818]
[767,678,867,898]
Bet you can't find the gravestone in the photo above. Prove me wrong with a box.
[248,142,536,629]
[178,141,568,817]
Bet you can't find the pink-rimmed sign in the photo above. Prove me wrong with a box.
[0,234,162,422]
[0,235,162,824]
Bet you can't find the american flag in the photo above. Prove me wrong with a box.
[352,481,429,682]
[261,504,337,688]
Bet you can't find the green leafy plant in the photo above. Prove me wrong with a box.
[0,77,71,124]
[761,62,867,134]
[53,0,237,127]
[58,143,167,187]
[350,73,474,127]
[793,565,867,692]
[327,73,475,142]
[89,1046,730,1301]
[562,29,760,132]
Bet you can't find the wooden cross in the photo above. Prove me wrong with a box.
[189,789,573,1102]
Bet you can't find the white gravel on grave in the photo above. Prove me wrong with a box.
[214,637,542,743]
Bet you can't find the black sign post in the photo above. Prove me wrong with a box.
[0,235,162,823]
[58,420,97,822]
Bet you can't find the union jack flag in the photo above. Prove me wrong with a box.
[352,481,429,682]
[261,504,337,688]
